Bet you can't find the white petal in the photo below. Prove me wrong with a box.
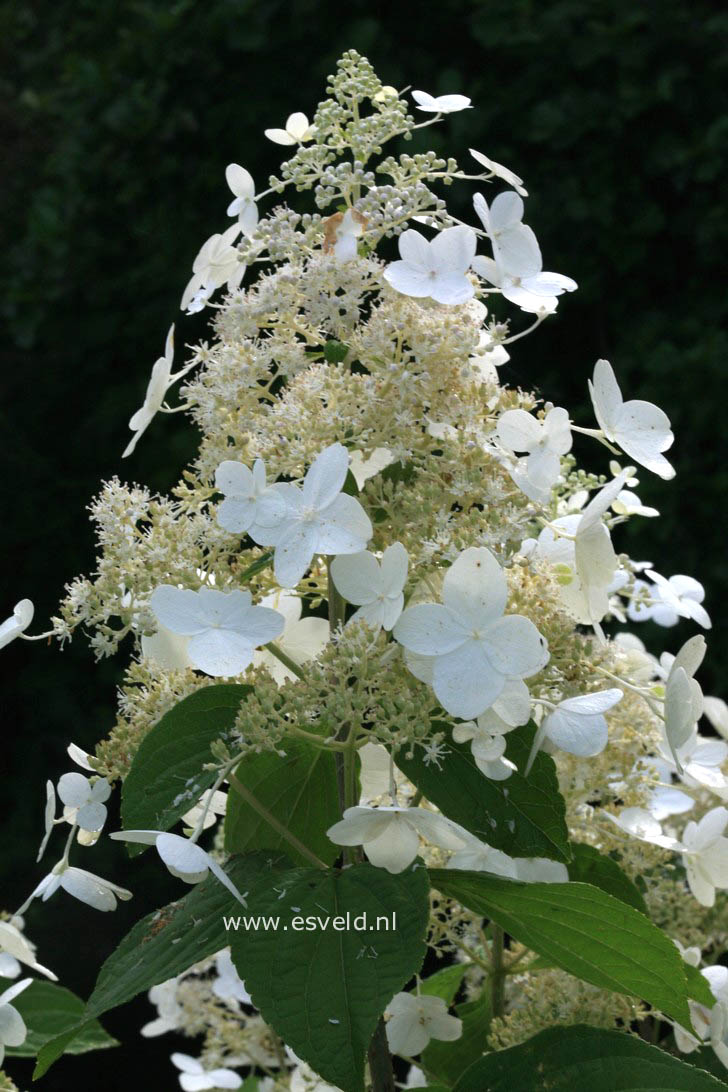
[264,127,296,145]
[442,547,507,627]
[481,615,549,677]
[430,226,477,273]
[543,707,608,757]
[302,443,349,509]
[393,604,467,656]
[150,586,208,636]
[315,494,373,554]
[363,816,420,873]
[383,262,434,298]
[327,808,393,846]
[433,641,504,719]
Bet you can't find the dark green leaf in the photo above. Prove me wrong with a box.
[567,843,647,914]
[34,852,291,1078]
[2,979,116,1058]
[397,727,570,863]
[121,683,249,854]
[418,962,467,1005]
[424,995,491,1085]
[453,1024,728,1091]
[324,339,349,363]
[225,738,340,867]
[430,870,694,1028]
[230,861,430,1092]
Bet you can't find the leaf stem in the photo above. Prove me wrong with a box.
[490,925,506,1019]
[227,772,327,869]
[265,641,305,680]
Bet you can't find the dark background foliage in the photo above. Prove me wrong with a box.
[1,1,726,1086]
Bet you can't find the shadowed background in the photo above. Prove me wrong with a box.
[1,1,727,1086]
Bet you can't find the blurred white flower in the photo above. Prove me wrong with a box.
[141,978,183,1038]
[323,208,368,260]
[253,592,329,683]
[123,325,176,457]
[149,586,284,677]
[180,224,243,313]
[0,978,32,1065]
[224,164,258,235]
[171,1052,242,1090]
[452,679,530,779]
[212,948,251,1006]
[181,788,228,832]
[681,807,728,907]
[331,542,408,632]
[327,806,465,874]
[664,636,706,768]
[0,919,56,981]
[411,90,471,113]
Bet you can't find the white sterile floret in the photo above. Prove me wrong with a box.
[358,742,398,804]
[603,807,682,850]
[349,447,394,489]
[0,978,32,1065]
[611,490,659,518]
[67,742,95,771]
[224,164,258,235]
[531,469,631,629]
[383,226,476,306]
[704,697,728,740]
[323,208,368,261]
[215,457,288,537]
[180,224,244,313]
[30,861,133,912]
[411,90,471,113]
[141,978,183,1037]
[57,771,111,836]
[393,547,548,720]
[181,787,228,832]
[469,148,527,196]
[253,591,329,684]
[385,991,462,1056]
[660,728,728,798]
[588,359,675,479]
[245,443,373,589]
[148,586,284,677]
[123,324,176,457]
[326,806,466,874]
[0,920,57,981]
[171,1052,242,1091]
[639,571,711,629]
[0,599,34,651]
[452,679,531,780]
[212,948,251,1005]
[496,406,572,503]
[533,688,623,768]
[109,830,246,904]
[472,192,577,312]
[331,542,408,631]
[664,635,706,768]
[681,807,728,907]
[264,111,316,145]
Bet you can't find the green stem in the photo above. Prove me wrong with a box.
[227,772,327,869]
[490,925,506,1019]
[327,556,351,808]
[265,641,305,680]
[239,550,274,582]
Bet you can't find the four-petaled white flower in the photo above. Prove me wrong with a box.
[109,830,247,905]
[331,542,408,632]
[57,771,111,839]
[245,443,373,589]
[497,406,572,503]
[633,571,711,630]
[264,112,316,145]
[446,830,569,882]
[224,164,258,235]
[0,920,56,981]
[30,860,133,912]
[385,992,462,1056]
[664,635,706,769]
[469,148,527,196]
[472,192,577,312]
[452,679,531,779]
[0,977,32,1065]
[681,807,728,907]
[327,806,466,874]
[253,591,329,684]
[0,599,34,651]
[411,90,471,114]
[171,1052,242,1090]
[384,227,476,306]
[660,728,728,798]
[393,547,548,720]
[149,586,284,677]
[215,457,288,537]
[603,807,682,850]
[180,224,244,313]
[588,359,675,479]
[527,688,623,774]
